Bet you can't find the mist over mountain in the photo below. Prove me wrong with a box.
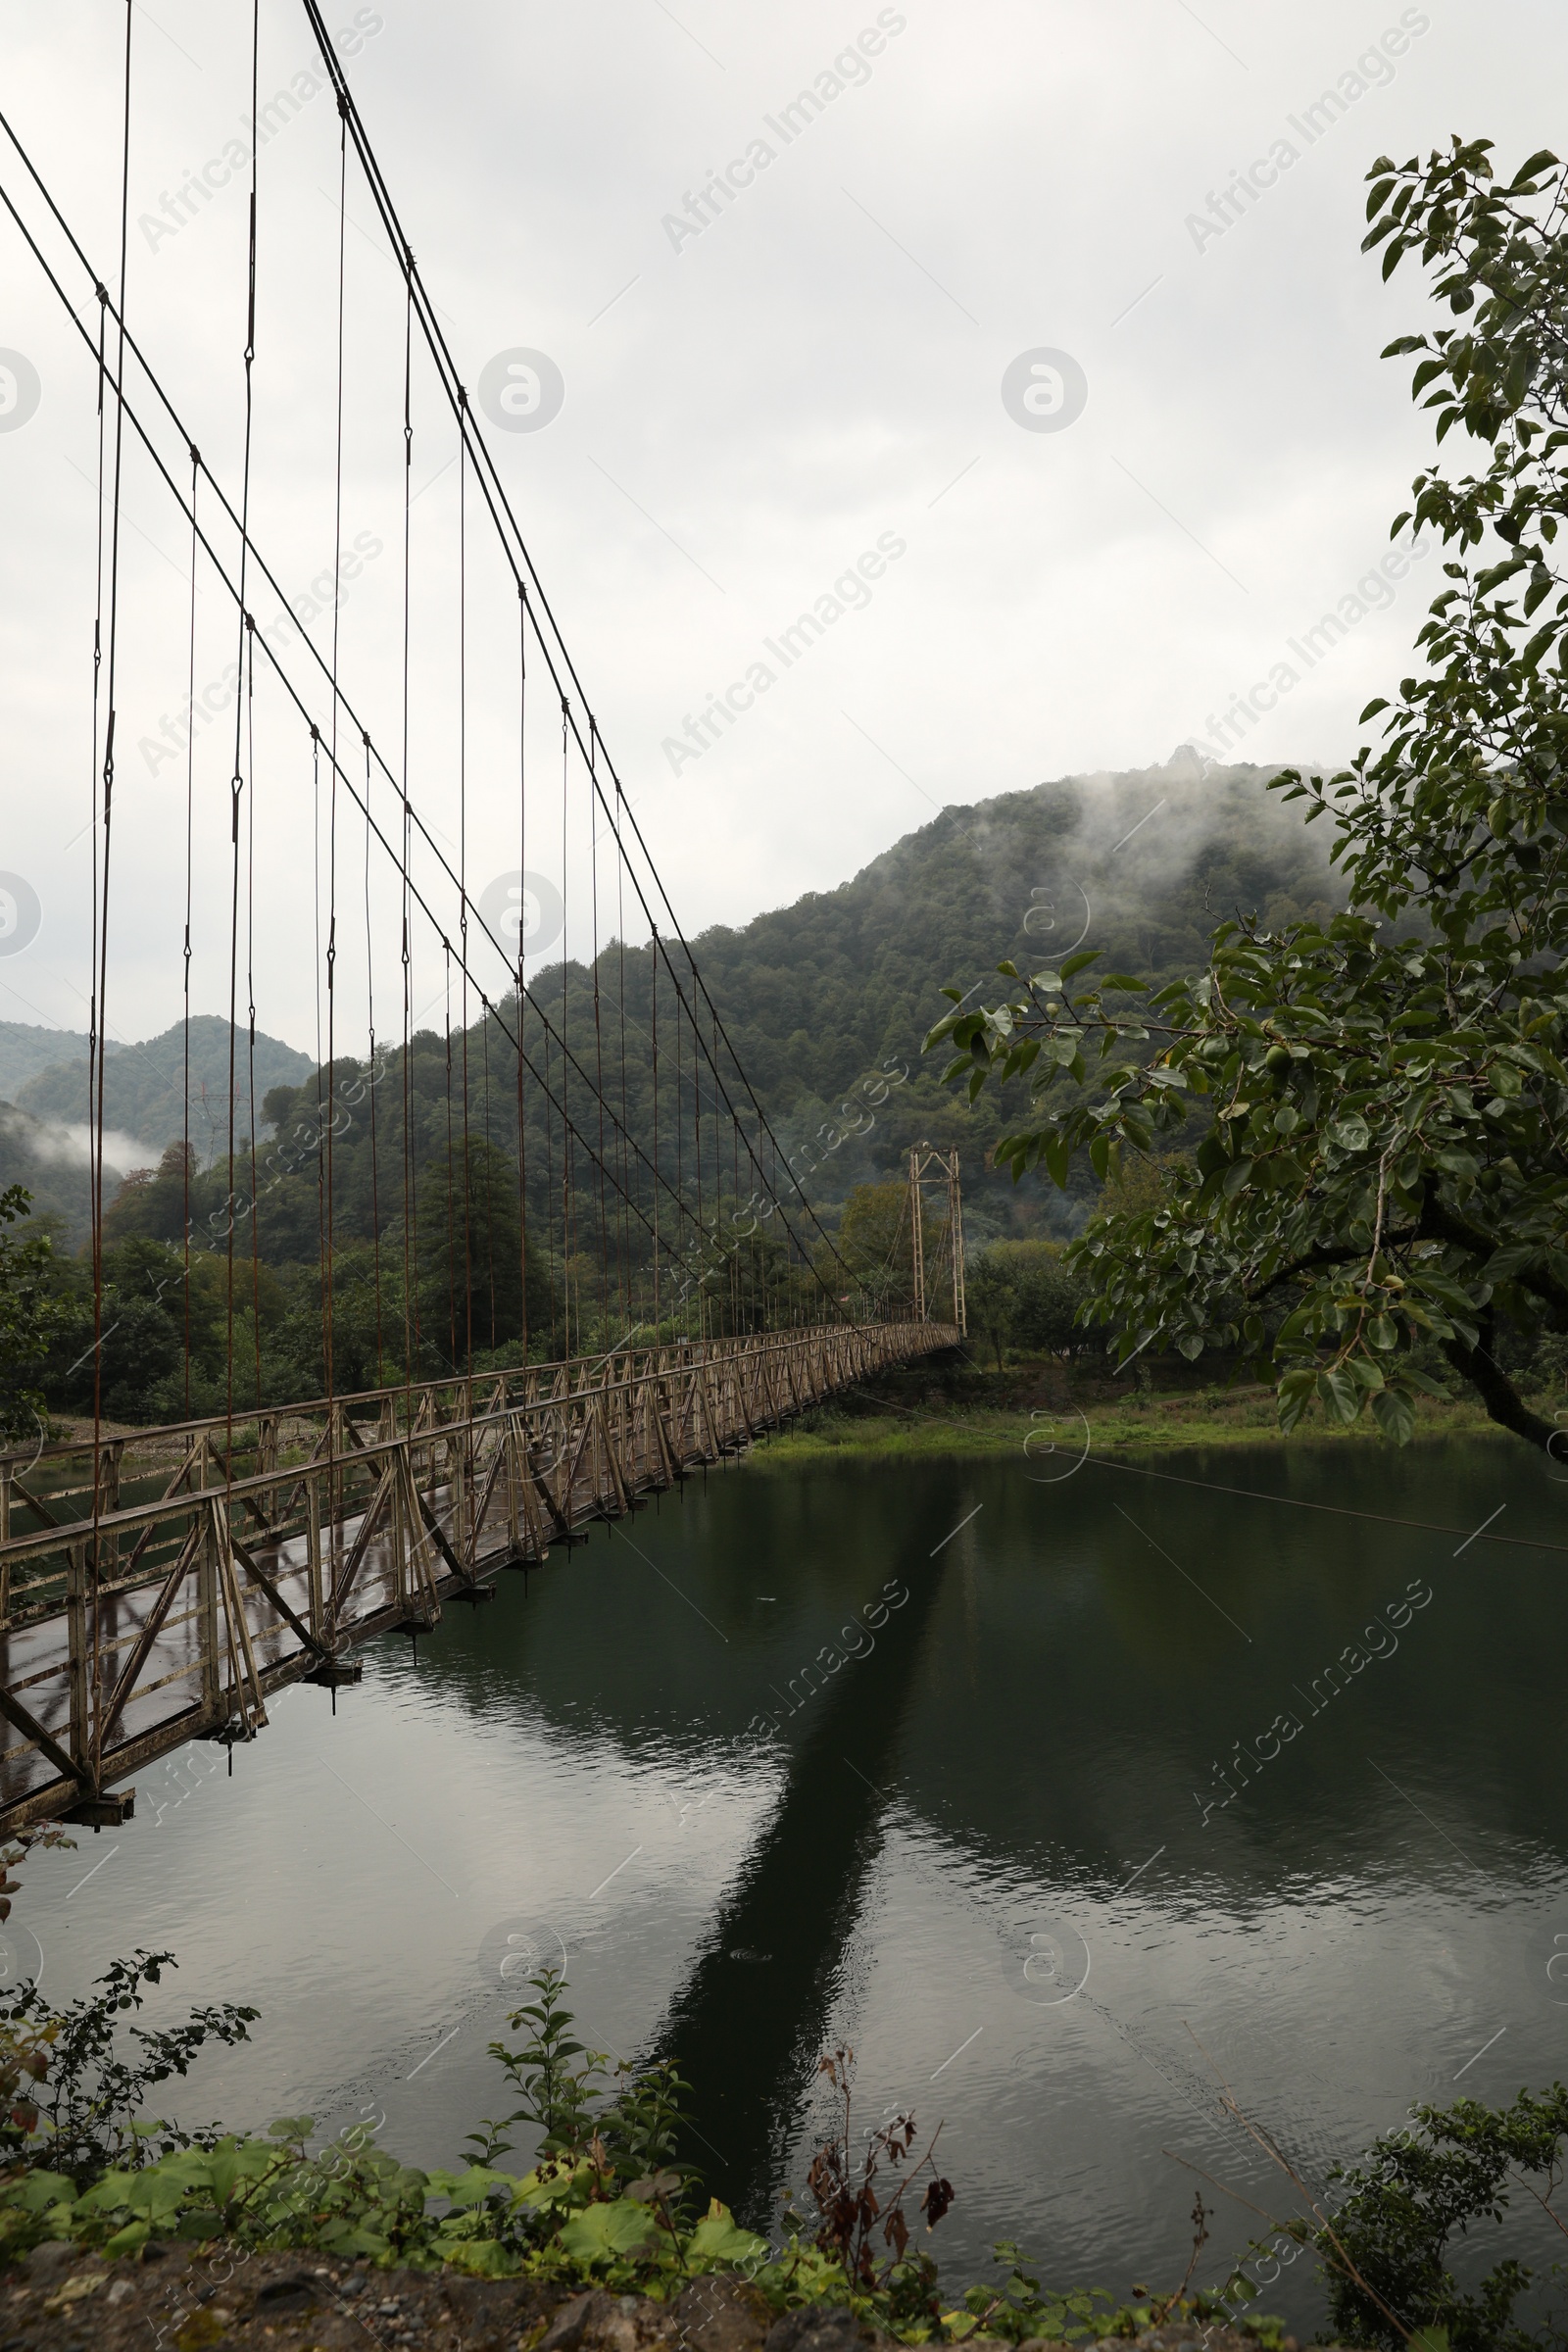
[672,748,1348,1239]
[7,1014,313,1152]
[8,755,1347,1257]
[0,1015,314,1246]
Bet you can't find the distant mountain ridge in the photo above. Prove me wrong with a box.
[10,1015,313,1154]
[6,755,1344,1253]
[0,1020,99,1098]
[0,1016,313,1247]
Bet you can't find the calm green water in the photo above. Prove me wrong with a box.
[15,1437,1568,2331]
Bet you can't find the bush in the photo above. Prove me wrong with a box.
[1305,2084,1568,2352]
[0,1955,1291,2344]
[965,1241,1091,1370]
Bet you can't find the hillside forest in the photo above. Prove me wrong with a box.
[0,753,1346,1426]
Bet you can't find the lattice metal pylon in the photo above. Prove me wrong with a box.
[906,1145,965,1337]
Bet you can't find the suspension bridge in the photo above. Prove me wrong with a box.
[0,6,966,1832]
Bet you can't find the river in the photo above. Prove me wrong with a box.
[12,1433,1568,2335]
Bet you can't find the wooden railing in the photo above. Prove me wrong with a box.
[0,1321,956,1833]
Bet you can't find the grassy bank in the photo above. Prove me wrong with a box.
[746,1358,1531,1464]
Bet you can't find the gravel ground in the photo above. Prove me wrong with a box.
[0,2241,1345,2352]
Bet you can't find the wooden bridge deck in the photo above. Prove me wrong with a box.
[0,1322,956,1835]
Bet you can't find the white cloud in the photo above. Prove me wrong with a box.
[0,0,1558,1055]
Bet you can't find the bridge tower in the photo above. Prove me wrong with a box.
[906,1145,966,1337]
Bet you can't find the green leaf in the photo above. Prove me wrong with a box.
[686,2200,770,2269]
[442,2238,522,2278]
[1316,1367,1362,1426]
[1507,150,1558,190]
[74,2172,141,2216]
[556,2198,659,2263]
[103,2220,152,2258]
[428,2165,517,2210]
[1372,1387,1417,1444]
[1277,1372,1316,1433]
[1058,949,1101,981]
[0,2173,76,2215]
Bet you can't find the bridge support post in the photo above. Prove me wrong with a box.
[329,1403,345,1562]
[66,1539,89,1791]
[306,1470,324,1647]
[454,1428,469,1573]
[391,1446,410,1617]
[506,1420,521,1557]
[198,1510,220,1719]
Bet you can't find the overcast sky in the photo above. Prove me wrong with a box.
[1,0,1562,1057]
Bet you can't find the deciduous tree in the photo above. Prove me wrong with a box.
[929,138,1568,1451]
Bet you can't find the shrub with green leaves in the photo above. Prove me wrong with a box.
[930,137,1568,1455]
[1308,2083,1568,2351]
[0,1959,1294,2343]
[0,1949,256,2189]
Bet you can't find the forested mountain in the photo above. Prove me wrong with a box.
[0,1020,96,1098]
[11,754,1348,1416]
[107,748,1340,1272]
[660,749,1345,1241]
[11,1014,312,1155]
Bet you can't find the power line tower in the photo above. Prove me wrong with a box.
[906,1144,966,1335]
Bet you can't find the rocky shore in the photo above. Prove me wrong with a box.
[0,2240,1351,2352]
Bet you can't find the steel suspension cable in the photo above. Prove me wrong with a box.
[282,5,855,1298]
[459,412,472,1370]
[514,582,530,1359]
[400,253,416,1391]
[181,446,197,1418]
[224,0,262,1470]
[246,645,263,1407]
[0,140,741,1304]
[364,734,385,1384]
[0,165,808,1300]
[86,0,134,1788]
[324,92,350,1405]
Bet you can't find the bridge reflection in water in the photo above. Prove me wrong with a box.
[0,1323,955,1835]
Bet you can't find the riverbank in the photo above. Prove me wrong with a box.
[745,1358,1532,1464]
[0,2241,1328,2352]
